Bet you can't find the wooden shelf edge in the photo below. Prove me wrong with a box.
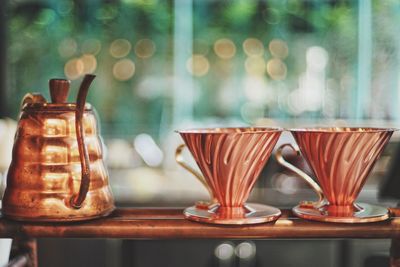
[0,208,399,239]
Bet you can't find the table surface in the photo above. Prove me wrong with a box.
[1,208,400,239]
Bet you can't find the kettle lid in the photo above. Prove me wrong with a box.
[21,78,92,111]
[49,79,70,104]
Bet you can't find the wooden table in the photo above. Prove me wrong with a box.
[4,207,400,267]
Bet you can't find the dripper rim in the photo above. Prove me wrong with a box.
[288,127,398,133]
[175,127,283,134]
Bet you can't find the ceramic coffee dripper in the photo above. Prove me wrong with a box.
[2,75,115,221]
[176,127,282,224]
[275,127,395,223]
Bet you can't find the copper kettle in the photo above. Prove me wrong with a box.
[2,75,115,221]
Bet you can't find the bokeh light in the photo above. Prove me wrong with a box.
[136,77,166,99]
[213,38,236,59]
[64,58,84,80]
[235,242,256,260]
[214,242,234,261]
[245,56,266,75]
[110,39,132,58]
[58,38,77,58]
[287,89,304,115]
[107,139,136,169]
[306,46,329,71]
[186,54,210,77]
[266,58,287,80]
[82,39,102,55]
[243,38,264,57]
[134,39,156,59]
[113,59,135,81]
[262,8,281,25]
[268,39,289,59]
[243,76,271,104]
[80,54,97,74]
[271,173,300,195]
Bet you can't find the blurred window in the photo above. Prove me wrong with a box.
[4,0,400,205]
[6,0,400,138]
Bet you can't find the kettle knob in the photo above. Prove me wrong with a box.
[49,79,70,103]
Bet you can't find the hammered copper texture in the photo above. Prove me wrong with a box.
[179,128,282,207]
[3,83,115,221]
[291,128,393,207]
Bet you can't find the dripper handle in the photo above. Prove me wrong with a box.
[70,74,96,209]
[175,144,215,203]
[275,143,325,207]
[49,79,70,103]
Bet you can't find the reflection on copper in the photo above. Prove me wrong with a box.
[3,76,115,221]
[276,127,395,223]
[275,219,293,226]
[44,118,67,136]
[176,127,282,224]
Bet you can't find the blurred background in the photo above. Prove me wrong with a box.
[1,0,400,266]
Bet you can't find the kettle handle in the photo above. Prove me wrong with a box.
[275,143,325,207]
[70,74,96,209]
[175,144,215,201]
